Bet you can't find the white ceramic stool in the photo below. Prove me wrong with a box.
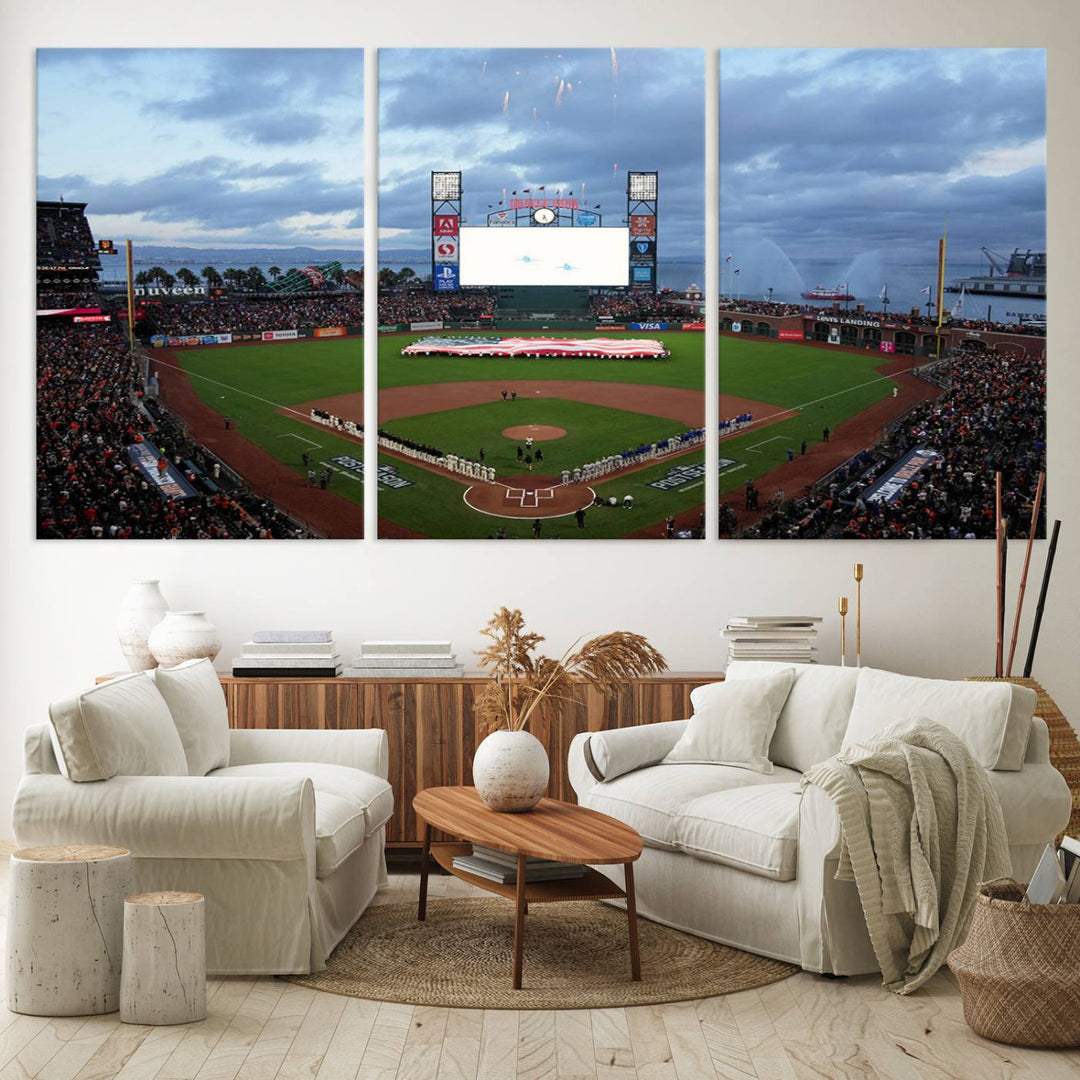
[120,891,207,1025]
[7,844,132,1015]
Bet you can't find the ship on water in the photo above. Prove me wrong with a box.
[801,283,855,301]
[946,247,1045,299]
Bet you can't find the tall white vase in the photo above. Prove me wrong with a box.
[148,611,222,669]
[472,729,550,812]
[116,580,169,671]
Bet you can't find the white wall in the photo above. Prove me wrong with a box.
[2,0,1078,836]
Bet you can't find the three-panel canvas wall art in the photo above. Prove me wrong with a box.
[36,48,1046,541]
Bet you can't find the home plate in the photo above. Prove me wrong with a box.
[504,487,556,508]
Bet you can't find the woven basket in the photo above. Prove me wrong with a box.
[949,879,1080,1048]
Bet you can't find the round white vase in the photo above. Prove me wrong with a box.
[116,580,169,672]
[472,729,550,812]
[148,611,222,669]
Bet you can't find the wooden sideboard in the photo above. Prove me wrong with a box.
[220,672,722,848]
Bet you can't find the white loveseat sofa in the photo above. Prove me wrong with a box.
[12,660,392,975]
[568,663,1071,976]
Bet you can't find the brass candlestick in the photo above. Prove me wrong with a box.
[838,596,849,666]
[853,563,864,667]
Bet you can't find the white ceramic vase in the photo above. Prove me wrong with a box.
[148,611,222,669]
[472,729,550,812]
[116,580,169,672]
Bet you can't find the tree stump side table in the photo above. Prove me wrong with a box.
[7,844,132,1016]
[120,891,207,1026]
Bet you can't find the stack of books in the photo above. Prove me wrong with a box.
[344,641,464,679]
[723,616,822,665]
[1027,836,1080,904]
[451,844,587,885]
[232,631,341,677]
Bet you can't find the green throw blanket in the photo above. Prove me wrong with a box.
[802,718,1011,994]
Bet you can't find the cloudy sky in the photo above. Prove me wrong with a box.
[37,49,362,249]
[378,48,705,260]
[720,48,1046,269]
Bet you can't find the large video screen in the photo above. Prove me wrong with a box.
[458,227,629,286]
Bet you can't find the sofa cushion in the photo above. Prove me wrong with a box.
[843,668,1036,771]
[311,792,369,877]
[210,762,394,839]
[583,761,802,852]
[150,659,230,775]
[725,661,859,772]
[678,783,802,881]
[49,672,187,782]
[663,671,795,774]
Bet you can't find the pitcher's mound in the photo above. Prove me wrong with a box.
[502,424,567,441]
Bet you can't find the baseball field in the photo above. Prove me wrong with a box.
[376,329,707,539]
[717,335,906,498]
[152,336,365,538]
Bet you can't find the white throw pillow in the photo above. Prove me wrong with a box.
[725,661,860,772]
[663,670,795,774]
[49,672,188,782]
[842,668,1036,771]
[150,658,230,775]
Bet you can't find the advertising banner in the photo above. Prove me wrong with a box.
[731,321,742,332]
[827,326,841,345]
[433,214,460,235]
[863,447,941,505]
[126,441,198,501]
[576,212,598,227]
[779,329,805,340]
[879,339,896,353]
[36,306,104,317]
[132,284,207,298]
[487,211,515,226]
[630,321,667,331]
[184,336,201,346]
[314,326,347,338]
[150,334,167,348]
[630,214,655,237]
[681,322,706,331]
[262,329,299,341]
[631,266,654,284]
[433,237,459,263]
[631,239,655,258]
[433,265,459,292]
[73,314,111,323]
[378,324,404,333]
[410,320,445,332]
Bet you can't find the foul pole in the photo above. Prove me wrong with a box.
[935,215,947,358]
[124,240,136,354]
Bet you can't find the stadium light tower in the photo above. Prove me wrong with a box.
[626,170,658,293]
[431,171,462,293]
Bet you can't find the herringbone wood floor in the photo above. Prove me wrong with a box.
[1,853,1078,1080]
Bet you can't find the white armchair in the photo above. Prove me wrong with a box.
[12,664,393,976]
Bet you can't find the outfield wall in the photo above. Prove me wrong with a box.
[148,324,362,347]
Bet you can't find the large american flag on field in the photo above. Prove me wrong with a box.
[400,336,669,359]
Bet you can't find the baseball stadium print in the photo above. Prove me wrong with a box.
[377,48,706,539]
[36,49,364,539]
[719,48,1047,540]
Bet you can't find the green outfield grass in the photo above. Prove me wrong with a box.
[718,336,898,494]
[381,399,692,481]
[379,330,703,390]
[168,338,364,505]
[377,450,705,539]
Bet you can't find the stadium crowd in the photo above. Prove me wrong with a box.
[36,320,313,538]
[591,293,698,321]
[146,294,361,335]
[377,290,497,325]
[37,210,97,263]
[720,298,1046,335]
[744,345,1046,539]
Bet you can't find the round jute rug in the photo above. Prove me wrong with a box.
[287,898,797,1009]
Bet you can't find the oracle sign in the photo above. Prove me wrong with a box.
[132,284,207,297]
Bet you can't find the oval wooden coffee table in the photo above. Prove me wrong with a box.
[413,786,644,990]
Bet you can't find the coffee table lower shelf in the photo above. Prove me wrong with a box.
[430,842,627,903]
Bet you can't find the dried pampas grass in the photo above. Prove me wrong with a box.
[475,607,666,734]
